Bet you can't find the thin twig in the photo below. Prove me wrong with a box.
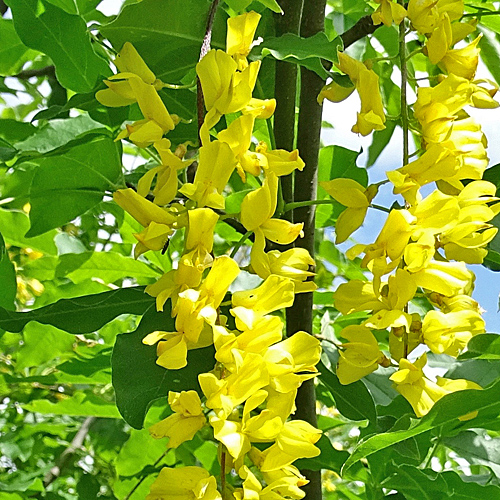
[197,0,221,135]
[13,66,56,80]
[123,451,168,500]
[44,417,97,487]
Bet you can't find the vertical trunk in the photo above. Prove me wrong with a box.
[273,0,304,216]
[287,1,326,499]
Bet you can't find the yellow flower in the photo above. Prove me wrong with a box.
[199,352,270,418]
[260,420,321,472]
[255,142,306,177]
[336,52,386,136]
[441,35,481,80]
[426,13,453,64]
[96,42,162,107]
[422,309,485,356]
[115,77,176,147]
[414,74,472,145]
[240,172,304,262]
[197,49,256,142]
[390,353,481,417]
[337,325,387,385]
[213,316,284,369]
[137,138,193,206]
[347,209,414,291]
[146,467,221,500]
[409,259,474,297]
[210,390,282,460]
[320,179,378,243]
[263,331,321,393]
[231,275,295,330]
[387,144,459,205]
[371,0,407,27]
[113,188,179,257]
[235,465,308,500]
[149,391,206,448]
[142,289,207,370]
[177,208,219,285]
[250,230,316,293]
[226,11,261,70]
[179,140,237,209]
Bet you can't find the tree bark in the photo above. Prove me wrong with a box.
[287,1,326,499]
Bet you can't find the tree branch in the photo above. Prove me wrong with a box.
[340,14,380,49]
[13,65,56,80]
[44,416,96,487]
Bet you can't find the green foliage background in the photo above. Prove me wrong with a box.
[1,0,500,498]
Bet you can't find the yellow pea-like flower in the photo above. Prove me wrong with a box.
[149,391,206,449]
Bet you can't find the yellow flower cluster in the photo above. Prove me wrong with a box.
[97,12,321,498]
[319,0,499,418]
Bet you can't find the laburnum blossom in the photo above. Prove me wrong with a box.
[226,11,261,70]
[180,140,237,209]
[113,188,181,258]
[149,391,206,448]
[143,256,239,369]
[320,179,378,243]
[440,35,481,80]
[335,52,386,136]
[136,138,193,206]
[231,275,295,330]
[209,390,283,460]
[235,465,308,500]
[422,309,485,356]
[96,42,163,107]
[337,325,389,385]
[259,420,322,472]
[347,208,414,291]
[250,230,316,293]
[146,467,221,500]
[371,0,407,27]
[390,353,481,417]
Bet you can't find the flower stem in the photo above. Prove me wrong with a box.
[230,230,252,258]
[220,447,227,500]
[283,199,337,212]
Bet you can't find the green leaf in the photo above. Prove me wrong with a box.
[54,251,160,284]
[443,431,500,478]
[367,121,397,167]
[15,114,107,156]
[0,119,36,144]
[260,32,342,79]
[0,209,57,255]
[0,286,153,334]
[6,0,110,92]
[342,377,500,474]
[382,464,500,499]
[0,19,37,76]
[257,0,283,13]
[22,391,121,418]
[0,233,16,311]
[295,435,349,472]
[100,0,227,83]
[316,145,366,228]
[318,361,377,425]
[16,322,75,370]
[479,27,500,84]
[112,302,216,429]
[27,136,122,237]
[460,334,500,359]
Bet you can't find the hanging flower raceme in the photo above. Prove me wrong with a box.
[390,353,481,417]
[371,0,407,27]
[320,179,379,243]
[328,51,387,136]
